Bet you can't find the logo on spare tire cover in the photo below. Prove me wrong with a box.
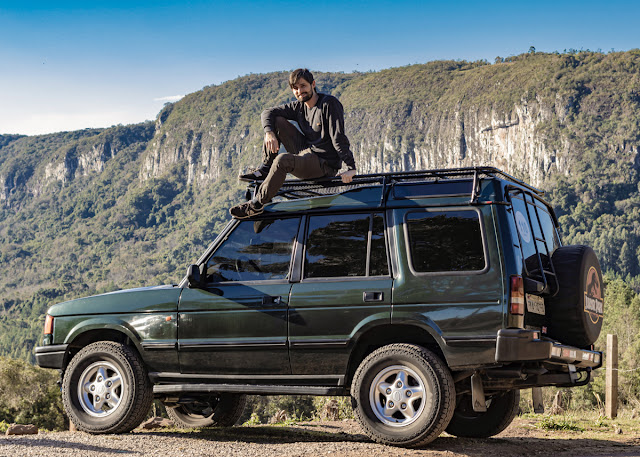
[584,266,604,324]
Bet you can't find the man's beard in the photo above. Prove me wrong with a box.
[298,91,313,102]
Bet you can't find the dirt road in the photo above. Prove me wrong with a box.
[1,418,639,457]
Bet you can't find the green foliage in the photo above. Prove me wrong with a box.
[241,412,261,426]
[537,415,584,431]
[0,357,66,430]
[239,396,317,423]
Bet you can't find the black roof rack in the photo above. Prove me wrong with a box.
[245,166,543,204]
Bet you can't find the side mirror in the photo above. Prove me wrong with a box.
[186,264,202,288]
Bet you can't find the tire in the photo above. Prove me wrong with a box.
[62,341,153,434]
[445,390,520,438]
[165,394,247,428]
[547,245,604,347]
[350,344,455,448]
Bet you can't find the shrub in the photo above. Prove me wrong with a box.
[0,357,66,431]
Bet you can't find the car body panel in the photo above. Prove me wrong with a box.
[177,283,291,375]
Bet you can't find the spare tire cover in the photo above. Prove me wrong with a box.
[546,245,604,347]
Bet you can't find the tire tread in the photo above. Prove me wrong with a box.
[350,343,455,448]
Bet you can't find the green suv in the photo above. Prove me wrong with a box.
[35,167,604,447]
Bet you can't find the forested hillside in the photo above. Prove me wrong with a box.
[2,50,640,362]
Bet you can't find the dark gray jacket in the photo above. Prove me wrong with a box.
[261,93,356,170]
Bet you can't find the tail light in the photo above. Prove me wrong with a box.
[510,275,525,315]
[44,315,54,335]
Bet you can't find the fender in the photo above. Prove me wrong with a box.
[389,310,449,358]
[65,317,144,355]
[349,312,393,342]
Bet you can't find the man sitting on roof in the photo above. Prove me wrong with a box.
[230,68,357,219]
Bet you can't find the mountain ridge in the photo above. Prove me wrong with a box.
[2,50,640,360]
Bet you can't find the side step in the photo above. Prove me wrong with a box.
[153,383,345,396]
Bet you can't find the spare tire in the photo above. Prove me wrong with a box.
[546,245,604,347]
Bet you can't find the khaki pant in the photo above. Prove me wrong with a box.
[257,117,336,204]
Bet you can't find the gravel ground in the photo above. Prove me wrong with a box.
[1,419,639,457]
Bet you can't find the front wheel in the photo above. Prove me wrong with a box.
[165,394,247,428]
[62,341,153,433]
[445,389,520,438]
[350,344,455,447]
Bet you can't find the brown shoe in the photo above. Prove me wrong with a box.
[229,200,264,219]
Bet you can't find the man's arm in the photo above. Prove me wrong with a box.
[261,102,298,134]
[261,102,299,154]
[325,98,356,183]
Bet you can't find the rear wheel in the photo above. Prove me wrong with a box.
[351,344,455,447]
[445,389,520,438]
[165,394,247,428]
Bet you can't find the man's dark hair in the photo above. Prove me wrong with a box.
[289,68,314,88]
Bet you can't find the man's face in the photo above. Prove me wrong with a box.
[292,78,315,102]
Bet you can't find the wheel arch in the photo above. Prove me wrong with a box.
[63,320,144,369]
[345,323,447,388]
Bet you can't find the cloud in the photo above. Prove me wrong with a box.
[154,95,184,103]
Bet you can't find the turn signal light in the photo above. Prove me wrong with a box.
[510,275,525,315]
[44,315,54,335]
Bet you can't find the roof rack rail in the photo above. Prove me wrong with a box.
[245,166,543,203]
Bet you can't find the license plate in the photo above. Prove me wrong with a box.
[526,294,545,315]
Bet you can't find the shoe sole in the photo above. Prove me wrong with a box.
[238,176,266,183]
[229,208,264,220]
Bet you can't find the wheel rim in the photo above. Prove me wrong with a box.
[369,364,429,427]
[77,361,124,418]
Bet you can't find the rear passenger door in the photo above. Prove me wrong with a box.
[288,212,392,377]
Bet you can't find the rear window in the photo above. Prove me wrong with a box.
[509,192,561,280]
[406,209,486,273]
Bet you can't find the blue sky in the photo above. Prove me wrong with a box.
[1,0,639,135]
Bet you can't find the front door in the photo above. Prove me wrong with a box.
[178,217,301,375]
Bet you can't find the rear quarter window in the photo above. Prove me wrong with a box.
[405,209,487,274]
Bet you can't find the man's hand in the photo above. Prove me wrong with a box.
[339,169,357,184]
[265,131,279,154]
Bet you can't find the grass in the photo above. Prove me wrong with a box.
[520,408,640,437]
[537,416,585,432]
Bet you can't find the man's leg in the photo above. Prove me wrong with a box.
[256,151,334,204]
[231,151,335,219]
[241,117,307,181]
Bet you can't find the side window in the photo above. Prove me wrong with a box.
[406,210,485,273]
[206,218,300,282]
[305,213,389,278]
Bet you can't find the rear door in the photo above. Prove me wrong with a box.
[288,212,392,377]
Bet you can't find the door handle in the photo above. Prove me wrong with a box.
[262,295,282,305]
[363,291,384,302]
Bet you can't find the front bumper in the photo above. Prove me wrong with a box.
[35,344,68,369]
[495,329,602,369]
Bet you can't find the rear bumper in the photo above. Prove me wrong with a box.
[35,344,68,369]
[495,329,602,369]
